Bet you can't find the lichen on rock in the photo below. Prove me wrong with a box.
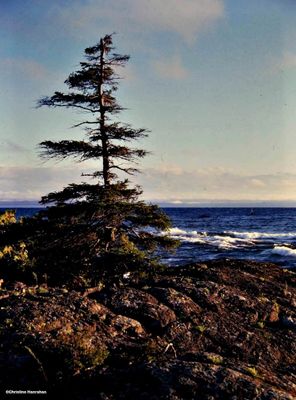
[0,259,295,399]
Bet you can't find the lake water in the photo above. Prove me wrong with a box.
[3,207,296,268]
[163,208,296,268]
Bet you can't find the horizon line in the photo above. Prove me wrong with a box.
[1,199,296,208]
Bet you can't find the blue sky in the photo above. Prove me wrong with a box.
[1,0,296,204]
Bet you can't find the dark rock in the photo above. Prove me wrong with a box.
[100,286,177,332]
[0,259,296,399]
[149,286,202,318]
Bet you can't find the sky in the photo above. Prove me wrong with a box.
[1,0,296,205]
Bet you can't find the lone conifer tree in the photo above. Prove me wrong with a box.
[36,34,176,283]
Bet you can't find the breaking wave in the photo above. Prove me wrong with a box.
[224,231,296,240]
[161,208,296,268]
[166,227,296,251]
[271,245,296,258]
[167,227,255,249]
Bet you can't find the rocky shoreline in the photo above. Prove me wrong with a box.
[1,259,296,399]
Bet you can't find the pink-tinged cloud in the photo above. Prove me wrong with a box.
[153,56,189,80]
[281,52,296,69]
[55,0,224,43]
[0,58,49,81]
[0,166,84,201]
[130,0,224,43]
[1,164,296,202]
[134,166,296,202]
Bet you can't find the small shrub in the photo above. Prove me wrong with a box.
[272,300,280,313]
[206,353,223,365]
[257,321,265,329]
[0,241,33,281]
[0,210,16,225]
[245,367,260,378]
[258,296,269,303]
[0,242,28,264]
[195,325,207,334]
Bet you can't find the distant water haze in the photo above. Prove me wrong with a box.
[2,200,296,209]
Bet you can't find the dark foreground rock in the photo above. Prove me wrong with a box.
[0,259,296,399]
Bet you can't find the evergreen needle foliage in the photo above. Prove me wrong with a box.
[31,34,177,286]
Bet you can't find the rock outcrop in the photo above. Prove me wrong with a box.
[0,259,295,399]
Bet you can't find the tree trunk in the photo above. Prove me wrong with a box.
[99,38,110,187]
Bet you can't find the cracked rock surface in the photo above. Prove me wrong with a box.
[0,259,296,399]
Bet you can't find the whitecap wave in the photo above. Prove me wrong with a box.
[271,245,296,257]
[225,230,296,240]
[165,226,296,251]
[168,227,189,236]
[166,227,255,249]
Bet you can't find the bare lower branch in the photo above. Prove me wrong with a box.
[72,121,98,128]
[110,165,139,175]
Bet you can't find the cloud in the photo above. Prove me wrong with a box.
[153,55,189,80]
[0,141,30,154]
[3,163,296,203]
[281,52,296,69]
[55,0,224,43]
[273,52,296,73]
[0,166,84,201]
[114,64,137,82]
[133,166,296,202]
[249,178,266,188]
[129,0,224,43]
[0,58,49,82]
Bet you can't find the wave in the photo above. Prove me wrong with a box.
[271,245,296,258]
[167,227,255,249]
[225,231,296,240]
[166,227,296,251]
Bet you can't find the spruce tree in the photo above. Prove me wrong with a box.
[35,34,176,284]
